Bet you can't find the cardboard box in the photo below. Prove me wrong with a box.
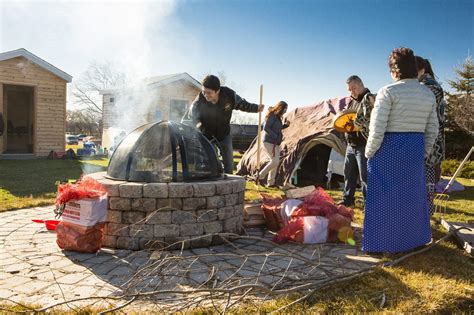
[63,195,107,227]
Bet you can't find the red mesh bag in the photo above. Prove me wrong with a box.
[56,176,107,207]
[291,187,337,217]
[56,221,105,253]
[336,204,354,220]
[272,218,305,244]
[261,193,286,231]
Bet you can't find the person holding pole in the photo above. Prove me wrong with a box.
[258,101,289,187]
[188,75,264,173]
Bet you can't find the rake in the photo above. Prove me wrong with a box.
[433,146,473,216]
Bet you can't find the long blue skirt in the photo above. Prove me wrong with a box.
[362,132,432,253]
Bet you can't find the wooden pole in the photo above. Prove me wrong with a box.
[256,84,263,185]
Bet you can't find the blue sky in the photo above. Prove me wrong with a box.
[0,0,472,109]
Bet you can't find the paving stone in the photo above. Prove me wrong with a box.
[164,236,191,250]
[143,183,168,198]
[196,209,218,222]
[180,223,204,236]
[56,272,90,285]
[182,197,207,210]
[119,183,143,198]
[131,198,156,212]
[145,210,172,224]
[172,210,196,224]
[192,182,216,197]
[208,196,225,208]
[190,235,213,248]
[168,183,194,198]
[109,197,131,210]
[154,224,180,237]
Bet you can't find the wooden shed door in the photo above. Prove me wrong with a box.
[3,85,34,154]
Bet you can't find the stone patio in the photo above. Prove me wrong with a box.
[0,205,380,312]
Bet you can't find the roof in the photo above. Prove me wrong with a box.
[100,72,201,94]
[0,48,72,82]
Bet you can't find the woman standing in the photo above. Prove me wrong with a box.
[259,101,289,187]
[363,47,439,253]
[416,56,446,215]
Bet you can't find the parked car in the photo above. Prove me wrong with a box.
[230,124,258,153]
[65,135,79,145]
[76,134,87,141]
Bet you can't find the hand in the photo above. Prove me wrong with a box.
[258,104,265,112]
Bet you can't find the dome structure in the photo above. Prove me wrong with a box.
[107,121,224,182]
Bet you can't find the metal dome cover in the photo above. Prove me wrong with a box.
[107,121,224,182]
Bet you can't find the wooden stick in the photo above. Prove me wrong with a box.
[256,84,263,186]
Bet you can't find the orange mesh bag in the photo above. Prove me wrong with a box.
[56,222,105,253]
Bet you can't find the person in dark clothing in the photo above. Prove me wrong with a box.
[340,75,374,207]
[188,75,264,173]
[259,101,289,187]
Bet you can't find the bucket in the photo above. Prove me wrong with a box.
[32,219,60,231]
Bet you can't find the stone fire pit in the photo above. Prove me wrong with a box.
[88,172,246,250]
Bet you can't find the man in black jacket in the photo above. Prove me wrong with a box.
[188,75,264,173]
[340,75,374,207]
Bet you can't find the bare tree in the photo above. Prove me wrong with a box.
[72,61,127,115]
[66,109,102,137]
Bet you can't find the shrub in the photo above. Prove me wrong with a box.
[441,159,474,178]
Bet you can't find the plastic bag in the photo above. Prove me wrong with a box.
[56,221,105,253]
[56,176,107,207]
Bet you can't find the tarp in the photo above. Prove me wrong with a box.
[237,97,350,186]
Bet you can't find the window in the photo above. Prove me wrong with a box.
[110,97,115,103]
[169,99,188,122]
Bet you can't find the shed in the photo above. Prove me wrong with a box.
[0,48,72,157]
[100,72,201,149]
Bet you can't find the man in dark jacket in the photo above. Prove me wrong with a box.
[340,75,374,207]
[188,75,264,173]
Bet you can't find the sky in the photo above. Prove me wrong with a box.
[0,0,473,110]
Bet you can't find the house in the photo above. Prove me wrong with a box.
[0,48,72,157]
[100,72,201,149]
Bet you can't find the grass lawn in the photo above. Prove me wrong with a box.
[0,154,473,312]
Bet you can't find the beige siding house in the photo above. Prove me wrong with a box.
[100,73,201,149]
[0,48,72,157]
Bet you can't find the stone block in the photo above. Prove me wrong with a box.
[145,210,172,224]
[172,210,196,224]
[106,210,122,223]
[102,235,117,248]
[168,183,193,198]
[216,181,233,195]
[192,182,216,197]
[233,204,244,216]
[129,224,154,238]
[131,198,156,212]
[143,183,168,198]
[218,206,234,220]
[232,178,246,193]
[182,197,207,210]
[122,211,145,224]
[211,235,225,245]
[106,223,129,237]
[156,198,182,210]
[154,224,180,237]
[190,235,213,248]
[180,223,203,236]
[164,236,190,250]
[109,197,131,210]
[101,181,122,197]
[207,196,225,208]
[203,221,223,234]
[119,183,143,198]
[225,193,239,206]
[196,209,218,222]
[139,238,166,250]
[224,217,241,232]
[116,236,140,250]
